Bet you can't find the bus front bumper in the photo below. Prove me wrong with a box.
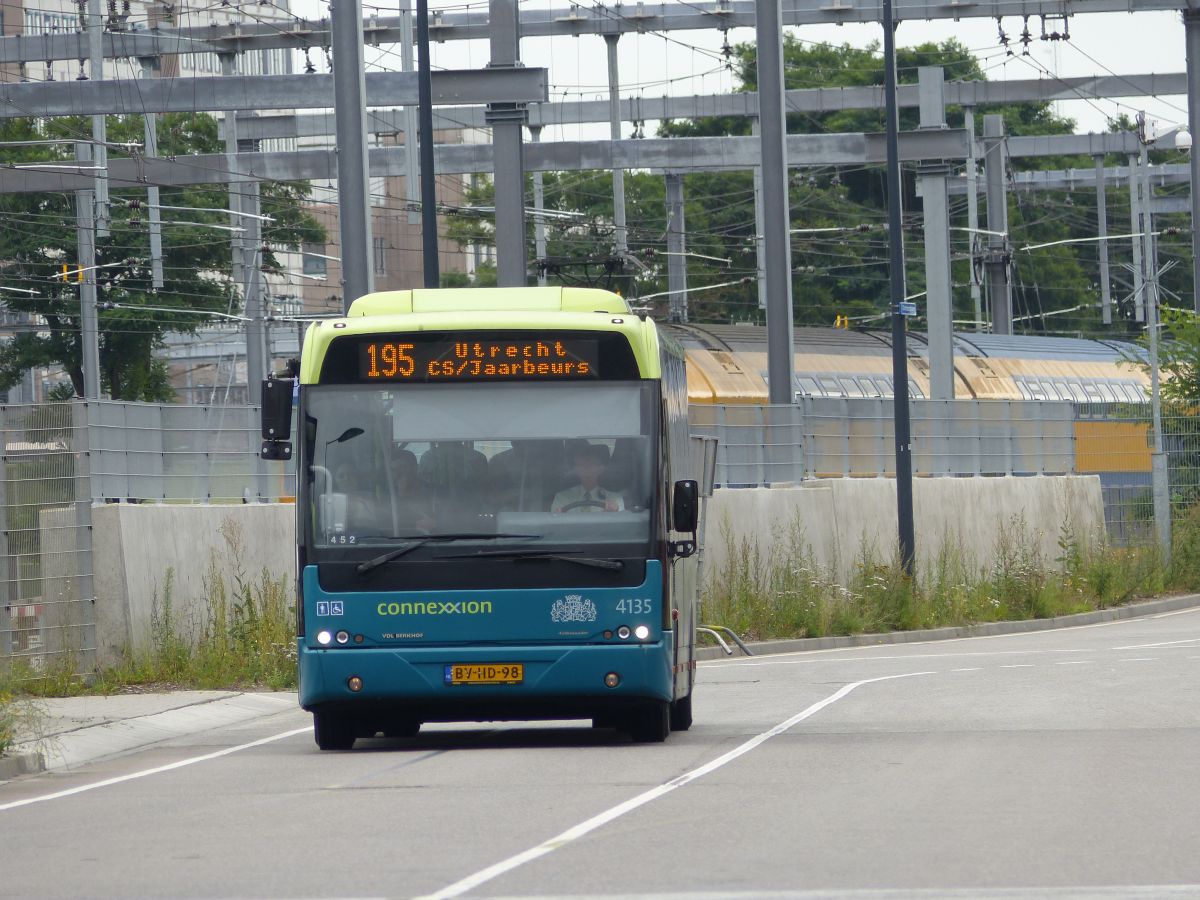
[297,638,675,720]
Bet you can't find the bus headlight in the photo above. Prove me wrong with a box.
[616,625,631,640]
[634,625,650,640]
[335,630,350,644]
[317,630,332,645]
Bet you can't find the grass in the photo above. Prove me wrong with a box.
[700,508,1188,643]
[3,501,1199,729]
[1,519,296,707]
[97,519,297,692]
[0,690,46,757]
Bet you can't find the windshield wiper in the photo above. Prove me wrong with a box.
[443,549,624,571]
[355,533,539,575]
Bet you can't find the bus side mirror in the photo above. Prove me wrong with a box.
[260,377,294,461]
[669,479,699,559]
[672,479,699,533]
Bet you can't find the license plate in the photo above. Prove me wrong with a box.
[444,663,524,685]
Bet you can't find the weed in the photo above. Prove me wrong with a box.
[96,520,296,691]
[0,690,47,758]
[701,507,1192,644]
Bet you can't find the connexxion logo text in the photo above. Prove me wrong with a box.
[376,600,494,617]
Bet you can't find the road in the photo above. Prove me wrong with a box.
[3,607,1200,899]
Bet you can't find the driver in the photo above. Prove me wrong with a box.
[551,443,624,513]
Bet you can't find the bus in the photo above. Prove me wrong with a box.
[260,286,703,749]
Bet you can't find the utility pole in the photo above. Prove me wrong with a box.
[139,57,164,291]
[487,0,528,286]
[605,34,628,266]
[1185,9,1200,312]
[917,66,953,401]
[964,106,982,329]
[75,155,101,400]
[1129,152,1146,323]
[882,0,915,575]
[752,116,767,312]
[400,0,421,227]
[1137,114,1171,562]
[665,173,688,323]
[530,125,548,287]
[983,114,1011,335]
[1095,154,1111,325]
[755,0,794,403]
[220,52,262,400]
[417,0,439,287]
[86,0,108,238]
[330,0,375,307]
[221,53,245,305]
[243,180,266,404]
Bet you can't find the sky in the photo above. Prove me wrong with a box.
[315,3,1195,143]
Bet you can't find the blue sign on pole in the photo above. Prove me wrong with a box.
[898,301,918,317]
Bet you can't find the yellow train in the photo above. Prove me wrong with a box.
[671,324,1155,482]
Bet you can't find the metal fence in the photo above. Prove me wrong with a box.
[0,401,294,675]
[688,398,1200,549]
[688,398,1076,486]
[5,396,1200,674]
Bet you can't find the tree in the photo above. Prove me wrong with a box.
[0,113,325,400]
[1129,306,1200,402]
[660,37,1091,328]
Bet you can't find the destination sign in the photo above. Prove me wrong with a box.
[357,336,601,382]
[318,330,641,384]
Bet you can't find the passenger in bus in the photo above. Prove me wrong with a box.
[551,443,625,513]
[489,440,562,511]
[388,449,435,533]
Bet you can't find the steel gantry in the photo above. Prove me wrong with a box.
[1,0,1192,63]
[3,0,1200,401]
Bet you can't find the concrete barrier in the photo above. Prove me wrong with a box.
[91,504,294,668]
[84,476,1103,667]
[702,475,1105,587]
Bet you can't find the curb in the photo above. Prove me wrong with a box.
[1,691,295,779]
[695,592,1200,661]
[0,749,44,780]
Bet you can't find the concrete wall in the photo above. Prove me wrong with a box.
[92,504,295,667]
[701,475,1105,589]
[85,476,1103,666]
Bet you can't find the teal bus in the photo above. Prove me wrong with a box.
[260,286,703,749]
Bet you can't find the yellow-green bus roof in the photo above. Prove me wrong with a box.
[301,287,662,383]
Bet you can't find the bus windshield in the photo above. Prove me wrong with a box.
[305,381,655,553]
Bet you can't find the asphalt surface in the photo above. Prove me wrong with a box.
[2,607,1200,899]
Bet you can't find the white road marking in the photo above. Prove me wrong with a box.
[0,726,311,812]
[416,671,935,900]
[1149,605,1200,618]
[1056,661,1092,665]
[1112,638,1200,650]
[952,667,982,672]
[1000,664,1035,668]
[705,602,1200,670]
[716,647,1108,670]
[1117,657,1158,663]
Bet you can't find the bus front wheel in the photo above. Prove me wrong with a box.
[314,712,356,751]
[669,692,693,732]
[626,700,670,743]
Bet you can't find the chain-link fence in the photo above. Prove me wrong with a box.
[6,396,1199,675]
[688,398,1076,486]
[689,398,1200,549]
[0,401,294,675]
